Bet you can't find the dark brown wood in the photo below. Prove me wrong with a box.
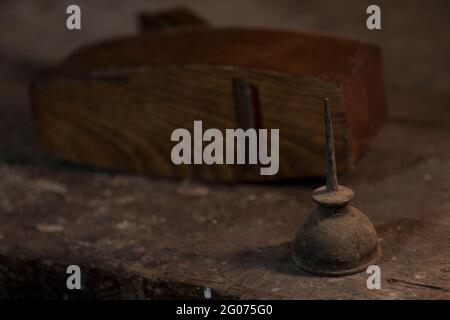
[32,28,385,181]
[137,7,208,32]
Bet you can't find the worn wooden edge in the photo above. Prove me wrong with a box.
[1,218,449,299]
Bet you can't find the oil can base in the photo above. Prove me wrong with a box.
[292,205,381,277]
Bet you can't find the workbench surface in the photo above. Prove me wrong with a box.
[0,0,449,299]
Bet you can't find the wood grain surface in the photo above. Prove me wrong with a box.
[34,65,347,181]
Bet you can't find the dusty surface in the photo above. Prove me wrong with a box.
[0,0,449,299]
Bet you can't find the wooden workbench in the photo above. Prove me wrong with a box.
[0,1,449,299]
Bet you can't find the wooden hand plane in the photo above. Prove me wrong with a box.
[31,8,385,181]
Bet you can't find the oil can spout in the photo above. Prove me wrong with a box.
[323,98,338,193]
[311,99,352,208]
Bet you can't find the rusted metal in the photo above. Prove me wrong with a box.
[232,78,261,130]
[324,98,338,192]
[292,98,381,276]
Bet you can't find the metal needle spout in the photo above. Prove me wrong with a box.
[324,98,338,192]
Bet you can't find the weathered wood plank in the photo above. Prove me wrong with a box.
[2,85,450,299]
